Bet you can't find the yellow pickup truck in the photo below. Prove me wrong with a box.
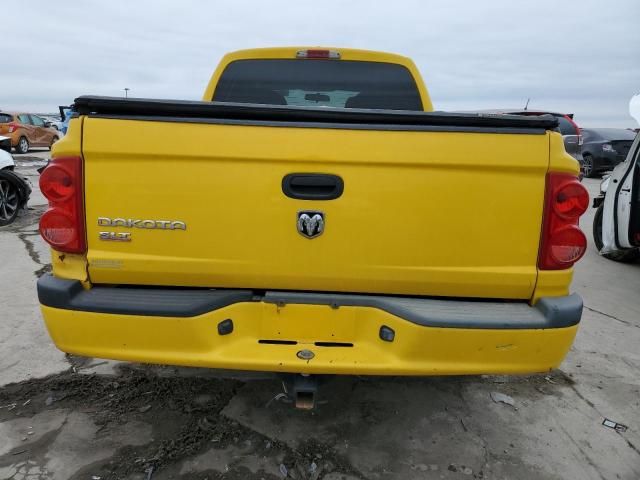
[37,47,589,401]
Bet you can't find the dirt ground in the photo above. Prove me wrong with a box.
[1,152,639,480]
[0,364,589,480]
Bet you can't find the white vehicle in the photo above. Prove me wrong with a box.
[0,136,14,169]
[593,131,640,262]
[0,139,32,226]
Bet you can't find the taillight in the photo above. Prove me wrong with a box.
[296,49,341,59]
[39,156,86,253]
[7,122,17,133]
[538,173,588,270]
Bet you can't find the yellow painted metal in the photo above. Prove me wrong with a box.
[50,117,83,157]
[82,117,551,299]
[202,47,434,111]
[41,302,577,375]
[547,130,582,174]
[532,270,572,302]
[49,250,89,284]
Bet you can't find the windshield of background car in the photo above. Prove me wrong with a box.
[590,128,636,141]
[213,59,423,110]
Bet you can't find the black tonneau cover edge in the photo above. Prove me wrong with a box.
[74,95,559,130]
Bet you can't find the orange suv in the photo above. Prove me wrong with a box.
[0,112,60,154]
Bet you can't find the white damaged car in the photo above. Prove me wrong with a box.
[592,131,640,262]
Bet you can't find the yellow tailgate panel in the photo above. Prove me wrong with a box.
[83,117,549,299]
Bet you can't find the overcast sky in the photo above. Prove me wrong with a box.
[3,0,639,127]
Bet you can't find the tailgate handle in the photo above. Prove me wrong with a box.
[282,173,344,200]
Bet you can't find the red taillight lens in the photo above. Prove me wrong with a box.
[39,165,74,201]
[39,156,85,253]
[548,226,587,265]
[8,122,17,133]
[538,173,588,270]
[553,181,589,219]
[40,210,77,247]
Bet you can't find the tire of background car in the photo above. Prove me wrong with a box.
[49,136,59,150]
[0,169,31,226]
[581,154,596,178]
[0,173,21,226]
[15,136,29,154]
[593,204,640,262]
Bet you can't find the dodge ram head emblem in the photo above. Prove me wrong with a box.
[297,211,325,239]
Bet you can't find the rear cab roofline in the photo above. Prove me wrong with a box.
[202,46,434,112]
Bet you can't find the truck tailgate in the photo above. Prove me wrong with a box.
[82,113,549,299]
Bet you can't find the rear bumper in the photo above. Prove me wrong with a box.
[38,275,582,376]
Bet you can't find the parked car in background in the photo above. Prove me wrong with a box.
[58,106,73,135]
[0,147,31,226]
[580,128,636,178]
[0,144,14,170]
[0,134,11,152]
[505,110,582,160]
[0,112,60,154]
[591,131,639,262]
[460,109,582,160]
[39,114,64,131]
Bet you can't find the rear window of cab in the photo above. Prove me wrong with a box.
[213,59,423,111]
[0,113,13,123]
